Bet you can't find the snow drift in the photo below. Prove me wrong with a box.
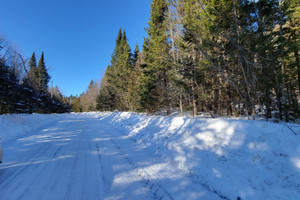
[0,114,67,143]
[93,112,300,200]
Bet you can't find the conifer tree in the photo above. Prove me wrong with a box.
[141,0,171,114]
[27,52,38,89]
[128,43,142,111]
[72,98,82,112]
[114,29,132,110]
[0,36,70,114]
[104,30,124,109]
[97,67,112,111]
[133,43,140,66]
[98,29,135,111]
[111,28,123,66]
[36,52,50,92]
[119,30,132,70]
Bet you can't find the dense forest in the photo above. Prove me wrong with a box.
[0,37,70,114]
[97,0,300,121]
[1,0,299,121]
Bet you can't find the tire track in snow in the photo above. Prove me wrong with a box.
[0,142,52,191]
[109,138,174,200]
[0,117,78,200]
[1,140,72,200]
[52,145,63,158]
[95,143,107,187]
[188,174,231,200]
[63,127,82,200]
[107,119,231,200]
[105,121,228,200]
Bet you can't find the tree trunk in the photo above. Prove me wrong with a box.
[180,94,184,116]
[227,88,232,116]
[279,0,288,121]
[163,69,171,116]
[192,95,197,117]
[233,0,255,120]
[295,46,300,93]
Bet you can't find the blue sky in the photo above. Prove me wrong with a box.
[0,0,151,96]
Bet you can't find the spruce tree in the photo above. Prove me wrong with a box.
[27,52,38,89]
[114,29,132,110]
[97,67,111,111]
[98,29,133,111]
[141,0,171,114]
[119,29,132,69]
[133,43,140,66]
[111,28,123,66]
[36,52,50,92]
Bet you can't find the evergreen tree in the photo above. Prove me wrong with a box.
[36,52,50,92]
[141,0,171,114]
[0,37,69,114]
[112,29,132,110]
[119,29,132,70]
[72,97,82,112]
[97,29,144,112]
[133,43,140,66]
[27,52,38,89]
[111,28,123,66]
[98,30,133,110]
[97,67,112,111]
[128,43,142,111]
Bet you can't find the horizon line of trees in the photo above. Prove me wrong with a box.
[71,80,99,112]
[97,0,300,122]
[0,36,70,114]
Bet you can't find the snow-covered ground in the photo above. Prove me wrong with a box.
[0,112,299,200]
[0,114,68,143]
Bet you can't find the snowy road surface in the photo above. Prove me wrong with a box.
[0,114,221,200]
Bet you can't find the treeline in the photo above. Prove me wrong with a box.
[97,0,300,121]
[0,36,70,114]
[72,80,99,112]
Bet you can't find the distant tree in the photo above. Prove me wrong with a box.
[23,52,38,90]
[72,97,82,112]
[50,86,63,101]
[72,80,100,112]
[36,52,50,92]
[99,29,133,110]
[97,67,114,111]
[133,43,140,65]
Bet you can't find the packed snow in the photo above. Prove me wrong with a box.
[0,112,299,200]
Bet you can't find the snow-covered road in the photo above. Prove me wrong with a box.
[0,114,220,200]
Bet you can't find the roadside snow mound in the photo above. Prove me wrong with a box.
[95,112,300,200]
[0,114,66,143]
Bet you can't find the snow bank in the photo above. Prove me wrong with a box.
[95,112,300,200]
[0,114,67,143]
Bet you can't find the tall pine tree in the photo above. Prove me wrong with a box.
[141,0,171,114]
[98,29,139,111]
[36,52,50,92]
[27,52,38,90]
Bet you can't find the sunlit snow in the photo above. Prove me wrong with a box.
[0,112,299,200]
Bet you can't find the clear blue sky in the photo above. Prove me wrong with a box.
[0,0,151,96]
